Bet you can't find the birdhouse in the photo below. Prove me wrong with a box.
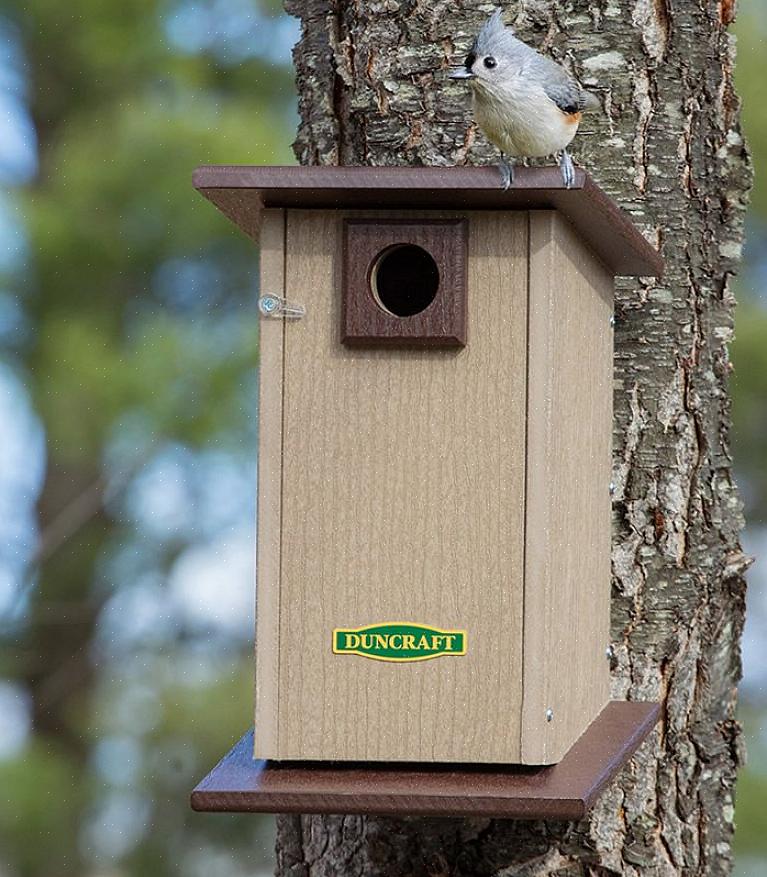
[191,166,662,817]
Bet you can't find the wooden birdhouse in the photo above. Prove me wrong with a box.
[191,166,663,818]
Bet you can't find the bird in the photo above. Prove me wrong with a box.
[449,8,599,189]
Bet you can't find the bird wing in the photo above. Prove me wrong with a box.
[532,55,599,114]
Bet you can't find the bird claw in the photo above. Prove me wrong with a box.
[498,156,514,190]
[559,150,575,189]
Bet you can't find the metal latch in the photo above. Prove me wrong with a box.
[258,294,305,320]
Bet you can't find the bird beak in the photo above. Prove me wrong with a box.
[449,68,476,80]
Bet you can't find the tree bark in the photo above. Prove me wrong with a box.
[277,0,752,873]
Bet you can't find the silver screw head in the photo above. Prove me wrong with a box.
[609,314,615,328]
[545,708,554,723]
[258,295,279,316]
[605,644,614,660]
[609,482,616,496]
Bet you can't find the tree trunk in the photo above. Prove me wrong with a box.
[276,0,752,873]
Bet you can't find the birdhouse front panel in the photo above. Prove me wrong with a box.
[253,206,612,765]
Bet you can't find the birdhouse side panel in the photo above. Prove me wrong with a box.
[254,209,286,758]
[521,211,613,764]
[273,209,529,763]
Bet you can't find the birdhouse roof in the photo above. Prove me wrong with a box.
[193,165,663,277]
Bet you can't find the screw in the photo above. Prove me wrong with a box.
[609,482,616,496]
[258,295,279,316]
[605,644,614,661]
[609,314,615,328]
[545,708,554,723]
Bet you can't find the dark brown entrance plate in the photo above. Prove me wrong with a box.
[191,701,659,820]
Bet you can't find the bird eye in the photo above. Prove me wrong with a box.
[484,56,497,69]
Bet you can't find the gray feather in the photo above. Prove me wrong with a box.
[539,67,599,114]
[472,8,599,115]
[473,7,517,57]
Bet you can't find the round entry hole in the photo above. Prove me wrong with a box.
[371,244,440,317]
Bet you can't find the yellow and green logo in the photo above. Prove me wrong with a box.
[332,622,466,662]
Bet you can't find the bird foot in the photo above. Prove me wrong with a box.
[559,150,575,189]
[498,156,515,190]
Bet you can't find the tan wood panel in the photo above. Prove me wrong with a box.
[253,210,285,758]
[521,211,613,763]
[276,209,528,762]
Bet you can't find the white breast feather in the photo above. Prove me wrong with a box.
[473,78,579,158]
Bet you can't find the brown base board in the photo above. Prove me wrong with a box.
[191,701,659,820]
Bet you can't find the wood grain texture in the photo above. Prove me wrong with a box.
[342,218,467,346]
[253,210,285,758]
[272,209,528,762]
[192,701,661,818]
[521,211,613,764]
[192,165,664,278]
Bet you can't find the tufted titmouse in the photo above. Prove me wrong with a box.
[450,8,599,189]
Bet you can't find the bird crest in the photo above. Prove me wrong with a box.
[474,7,514,55]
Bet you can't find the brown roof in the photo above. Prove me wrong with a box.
[193,165,663,277]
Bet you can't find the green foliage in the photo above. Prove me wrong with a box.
[729,2,767,868]
[36,309,259,460]
[0,740,91,874]
[0,661,277,877]
[733,709,767,857]
[19,64,290,462]
[731,305,767,517]
[0,0,296,874]
[731,1,767,521]
[734,6,767,219]
[734,769,767,855]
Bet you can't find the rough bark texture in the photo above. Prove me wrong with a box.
[276,0,752,873]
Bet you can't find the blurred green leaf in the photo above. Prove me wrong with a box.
[735,9,767,219]
[731,305,767,518]
[0,741,91,874]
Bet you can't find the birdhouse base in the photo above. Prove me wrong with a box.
[190,701,659,820]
